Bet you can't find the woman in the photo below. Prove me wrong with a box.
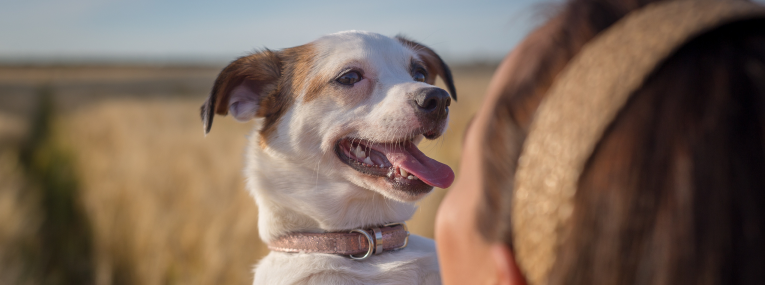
[436,0,765,284]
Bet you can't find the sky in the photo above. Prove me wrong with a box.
[0,0,548,64]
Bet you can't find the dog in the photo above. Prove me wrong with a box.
[201,30,457,284]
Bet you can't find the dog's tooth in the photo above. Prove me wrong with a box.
[364,157,373,165]
[354,147,366,159]
[407,175,414,180]
[400,168,408,177]
[379,164,384,168]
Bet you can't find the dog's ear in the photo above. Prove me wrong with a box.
[201,50,282,134]
[395,35,457,101]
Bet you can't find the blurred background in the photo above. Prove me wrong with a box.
[0,0,543,284]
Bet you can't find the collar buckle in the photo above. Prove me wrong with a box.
[348,223,409,260]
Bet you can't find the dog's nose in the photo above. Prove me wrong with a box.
[412,88,451,119]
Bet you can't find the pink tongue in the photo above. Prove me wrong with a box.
[376,142,455,188]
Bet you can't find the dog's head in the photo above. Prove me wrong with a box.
[202,31,456,202]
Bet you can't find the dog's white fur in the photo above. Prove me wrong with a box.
[204,31,454,284]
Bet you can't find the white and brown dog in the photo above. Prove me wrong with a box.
[201,30,456,284]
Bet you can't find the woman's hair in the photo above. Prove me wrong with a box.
[478,0,765,284]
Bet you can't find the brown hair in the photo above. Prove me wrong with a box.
[477,0,765,284]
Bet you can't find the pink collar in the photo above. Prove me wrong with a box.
[268,223,410,260]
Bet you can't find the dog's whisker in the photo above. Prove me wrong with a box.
[315,147,330,188]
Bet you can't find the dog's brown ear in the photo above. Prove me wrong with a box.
[395,35,457,101]
[201,50,282,134]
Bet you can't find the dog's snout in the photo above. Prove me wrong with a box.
[412,88,451,118]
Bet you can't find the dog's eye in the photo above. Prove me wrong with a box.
[337,71,362,86]
[413,70,426,82]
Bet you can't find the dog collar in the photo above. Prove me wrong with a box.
[267,223,410,260]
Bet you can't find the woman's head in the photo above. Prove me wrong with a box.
[436,0,765,284]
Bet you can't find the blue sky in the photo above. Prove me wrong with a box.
[0,0,547,63]
[8,0,762,64]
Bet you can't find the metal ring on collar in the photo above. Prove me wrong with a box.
[349,229,374,260]
[371,227,383,255]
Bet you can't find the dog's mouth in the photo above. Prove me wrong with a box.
[334,136,455,194]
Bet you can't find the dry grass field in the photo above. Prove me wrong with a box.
[0,63,496,285]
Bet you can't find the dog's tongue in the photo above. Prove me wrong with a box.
[378,142,454,188]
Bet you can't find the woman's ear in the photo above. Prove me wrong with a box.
[491,244,527,285]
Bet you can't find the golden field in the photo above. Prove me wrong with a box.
[0,63,496,285]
